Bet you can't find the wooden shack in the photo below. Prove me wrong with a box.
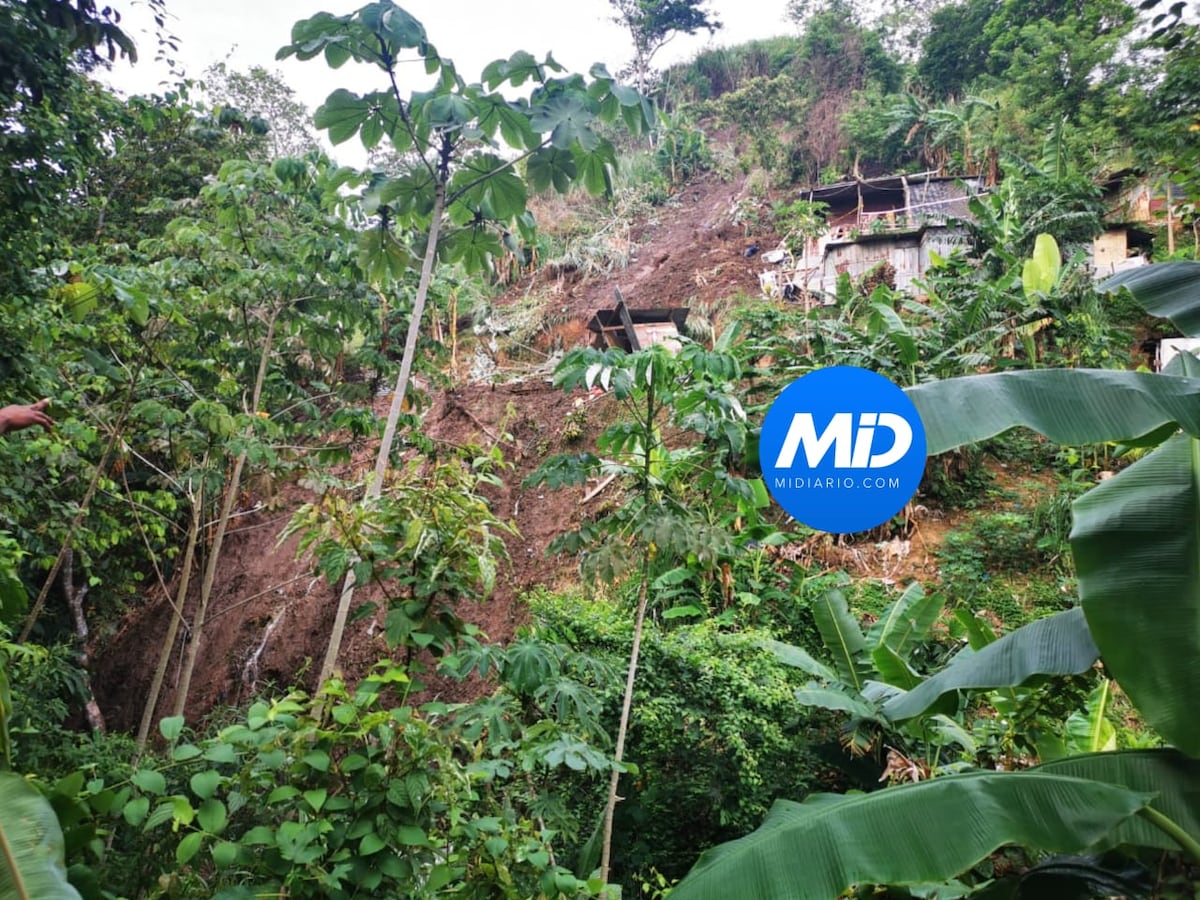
[587,300,689,353]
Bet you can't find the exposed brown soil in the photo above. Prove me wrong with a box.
[512,172,777,322]
[94,380,616,729]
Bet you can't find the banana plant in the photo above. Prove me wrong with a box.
[673,261,1200,898]
[765,583,951,757]
[0,773,81,900]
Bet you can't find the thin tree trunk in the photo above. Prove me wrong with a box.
[450,289,458,382]
[317,182,447,690]
[1166,172,1176,256]
[61,547,105,733]
[136,476,204,747]
[599,550,652,891]
[600,379,659,891]
[173,311,279,718]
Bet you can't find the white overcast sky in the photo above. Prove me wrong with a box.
[100,0,798,151]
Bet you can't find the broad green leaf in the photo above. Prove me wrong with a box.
[1036,749,1200,851]
[484,168,527,220]
[907,369,1200,455]
[0,568,27,623]
[448,153,526,220]
[530,94,596,148]
[573,144,614,196]
[302,750,331,773]
[952,608,997,650]
[1022,233,1060,297]
[883,608,1097,721]
[672,770,1154,900]
[203,743,237,765]
[359,113,384,150]
[526,147,576,194]
[866,582,942,656]
[189,770,221,801]
[870,645,922,690]
[427,93,472,128]
[927,714,976,755]
[303,789,327,812]
[761,638,837,683]
[483,49,539,88]
[144,801,176,832]
[374,170,436,218]
[1101,261,1200,337]
[0,772,82,899]
[397,825,427,846]
[357,1,426,49]
[109,277,149,326]
[359,832,386,855]
[470,92,535,148]
[157,715,184,743]
[211,840,239,869]
[314,89,372,145]
[131,769,166,796]
[812,589,869,692]
[171,743,201,762]
[794,684,881,720]
[1064,680,1116,754]
[358,228,414,283]
[176,831,204,865]
[440,225,503,275]
[1072,434,1200,755]
[197,798,227,835]
[61,281,98,322]
[610,81,641,107]
[171,796,195,828]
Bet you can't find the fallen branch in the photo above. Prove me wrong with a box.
[581,474,617,505]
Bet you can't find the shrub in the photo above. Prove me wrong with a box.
[528,589,837,888]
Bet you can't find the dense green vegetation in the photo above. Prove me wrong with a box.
[2,0,1200,897]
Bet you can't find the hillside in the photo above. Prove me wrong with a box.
[93,170,778,726]
[7,1,1200,896]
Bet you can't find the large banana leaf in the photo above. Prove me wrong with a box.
[670,770,1154,900]
[906,369,1200,455]
[812,589,870,692]
[1102,261,1200,336]
[1071,433,1200,755]
[793,684,882,720]
[883,608,1098,721]
[866,582,943,657]
[0,772,81,900]
[1036,749,1200,852]
[760,638,836,683]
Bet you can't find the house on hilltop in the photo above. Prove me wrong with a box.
[763,169,1164,302]
[1092,170,1180,278]
[769,173,983,300]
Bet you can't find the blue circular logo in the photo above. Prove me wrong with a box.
[759,366,927,534]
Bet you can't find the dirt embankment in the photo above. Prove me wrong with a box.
[93,380,610,728]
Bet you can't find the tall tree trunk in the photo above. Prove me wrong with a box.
[136,475,204,747]
[61,548,105,733]
[599,551,652,892]
[1166,172,1176,256]
[600,380,659,891]
[317,182,447,690]
[173,311,278,718]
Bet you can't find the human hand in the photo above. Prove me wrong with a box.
[0,399,55,435]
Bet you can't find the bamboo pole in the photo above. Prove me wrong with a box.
[173,311,278,718]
